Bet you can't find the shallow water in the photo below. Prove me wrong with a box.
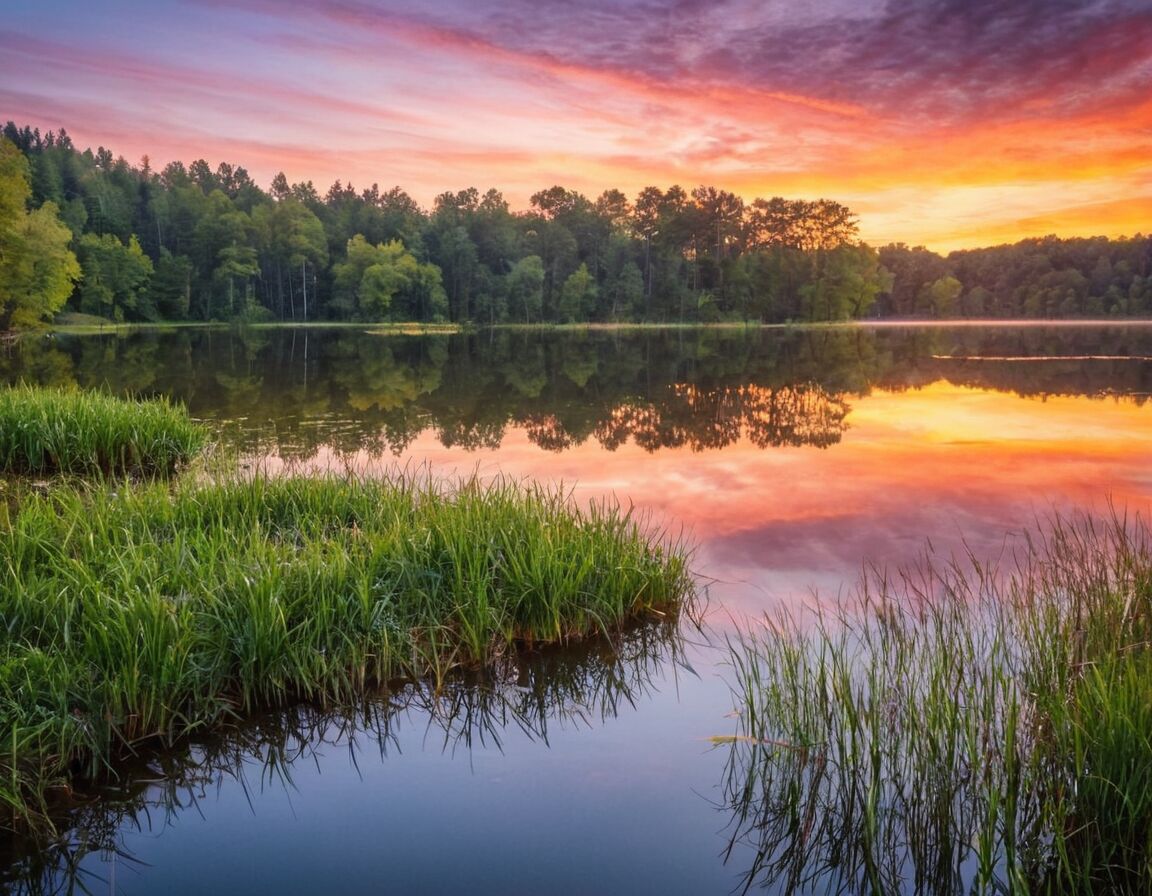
[3,323,1151,894]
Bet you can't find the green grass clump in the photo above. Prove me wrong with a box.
[724,511,1152,894]
[4,619,683,892]
[0,473,691,832]
[0,385,207,478]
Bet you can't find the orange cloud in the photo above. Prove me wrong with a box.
[3,0,1149,250]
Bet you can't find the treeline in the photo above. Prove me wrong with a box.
[879,239,1152,319]
[2,122,1150,329]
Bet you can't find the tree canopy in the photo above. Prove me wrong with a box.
[3,121,1149,329]
[0,137,79,331]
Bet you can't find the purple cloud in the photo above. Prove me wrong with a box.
[268,0,1151,125]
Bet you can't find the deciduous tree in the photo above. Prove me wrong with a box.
[0,138,79,331]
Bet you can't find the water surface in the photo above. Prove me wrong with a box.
[2,323,1150,893]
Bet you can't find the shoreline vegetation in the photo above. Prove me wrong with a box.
[0,385,207,478]
[2,123,1150,337]
[0,386,693,835]
[45,312,469,336]
[725,510,1152,893]
[0,434,694,832]
[33,316,1152,340]
[3,616,683,889]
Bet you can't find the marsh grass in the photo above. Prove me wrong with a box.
[724,510,1152,894]
[2,617,681,892]
[0,473,692,833]
[365,323,464,335]
[0,385,207,478]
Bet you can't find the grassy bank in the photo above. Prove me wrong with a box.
[44,319,465,337]
[0,473,692,831]
[2,616,683,889]
[0,385,207,478]
[491,321,773,332]
[365,322,464,336]
[725,511,1152,894]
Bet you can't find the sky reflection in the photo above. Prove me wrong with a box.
[264,380,1152,628]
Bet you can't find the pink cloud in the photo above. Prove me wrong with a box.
[4,0,1150,248]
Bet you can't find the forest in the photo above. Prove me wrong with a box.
[2,122,1150,330]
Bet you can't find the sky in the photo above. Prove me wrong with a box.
[2,0,1150,250]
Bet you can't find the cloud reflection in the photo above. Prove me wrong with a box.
[255,381,1151,628]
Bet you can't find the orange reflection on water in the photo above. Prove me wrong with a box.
[268,382,1152,627]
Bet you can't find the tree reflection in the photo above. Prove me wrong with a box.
[1,325,1149,464]
[0,619,683,894]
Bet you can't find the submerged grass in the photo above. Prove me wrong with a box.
[0,385,207,478]
[0,473,692,833]
[725,510,1152,894]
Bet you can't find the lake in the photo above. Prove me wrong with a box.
[2,323,1151,894]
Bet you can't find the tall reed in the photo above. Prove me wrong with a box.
[3,617,681,891]
[724,510,1152,894]
[0,385,206,478]
[0,473,692,833]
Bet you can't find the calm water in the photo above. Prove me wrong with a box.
[3,323,1151,894]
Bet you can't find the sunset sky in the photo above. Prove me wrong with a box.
[3,0,1150,250]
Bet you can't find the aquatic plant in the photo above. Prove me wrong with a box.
[724,510,1152,894]
[1,618,681,893]
[0,385,207,477]
[0,473,692,833]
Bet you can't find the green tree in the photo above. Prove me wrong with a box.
[558,263,597,321]
[690,185,744,276]
[921,275,963,317]
[877,244,949,317]
[215,241,260,319]
[506,255,545,324]
[190,190,255,319]
[75,232,154,321]
[0,139,79,330]
[80,148,137,240]
[601,238,644,320]
[151,249,193,319]
[332,235,446,321]
[252,198,327,320]
[427,190,482,321]
[0,138,28,238]
[799,245,888,321]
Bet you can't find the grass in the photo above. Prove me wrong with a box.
[0,472,692,833]
[491,321,774,332]
[724,510,1152,894]
[44,320,466,337]
[3,616,683,891]
[365,322,464,335]
[49,312,118,328]
[47,314,224,335]
[0,385,208,478]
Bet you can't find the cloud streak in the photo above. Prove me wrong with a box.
[296,0,1152,124]
[1,0,1148,247]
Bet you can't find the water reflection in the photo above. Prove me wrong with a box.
[3,324,1152,892]
[2,325,1148,463]
[7,324,1151,618]
[1,620,685,895]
